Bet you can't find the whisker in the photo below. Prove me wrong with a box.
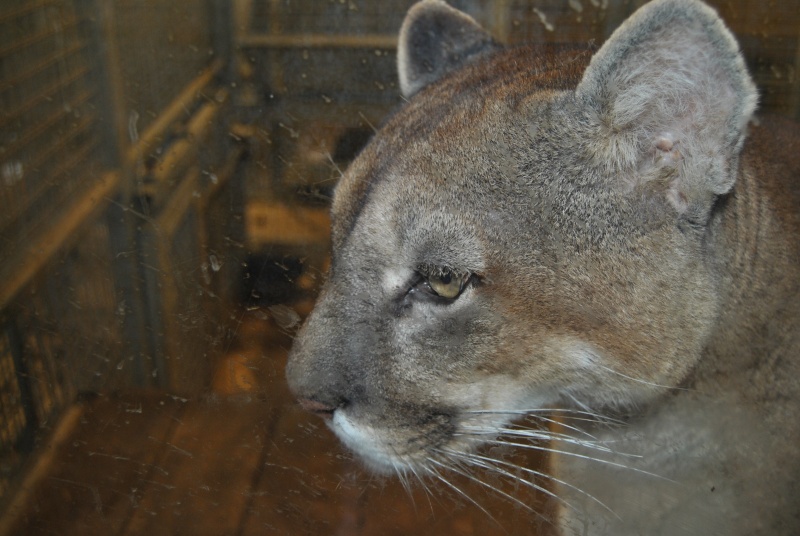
[465,407,624,425]
[422,461,500,526]
[395,464,414,503]
[442,447,573,511]
[324,151,343,173]
[564,393,599,416]
[476,438,671,482]
[460,425,638,457]
[444,447,619,519]
[488,435,612,457]
[432,453,558,528]
[407,463,436,516]
[497,426,605,448]
[595,363,693,392]
[429,456,534,515]
[520,413,605,440]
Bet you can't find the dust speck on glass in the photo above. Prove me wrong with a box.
[0,1,797,535]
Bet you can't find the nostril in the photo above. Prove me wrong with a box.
[297,398,338,418]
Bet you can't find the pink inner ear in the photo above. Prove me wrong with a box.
[655,136,674,152]
[651,132,689,213]
[654,133,682,166]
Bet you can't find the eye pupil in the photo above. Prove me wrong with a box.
[414,265,473,301]
[427,269,465,300]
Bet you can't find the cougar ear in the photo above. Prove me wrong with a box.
[576,0,757,214]
[398,0,499,98]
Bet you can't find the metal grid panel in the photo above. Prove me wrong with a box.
[0,0,99,239]
[0,215,127,505]
[13,218,126,404]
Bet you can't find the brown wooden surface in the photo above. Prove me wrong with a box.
[5,317,553,535]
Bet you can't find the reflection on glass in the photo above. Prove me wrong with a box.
[0,1,797,535]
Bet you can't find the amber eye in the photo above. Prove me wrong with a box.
[427,269,466,299]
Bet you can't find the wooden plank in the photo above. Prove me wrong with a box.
[2,114,98,229]
[4,392,188,536]
[245,202,330,249]
[238,403,362,535]
[0,0,58,24]
[0,16,81,59]
[124,60,223,171]
[4,86,93,157]
[0,404,82,536]
[145,94,227,201]
[121,399,276,536]
[0,69,91,130]
[0,40,86,92]
[238,33,397,49]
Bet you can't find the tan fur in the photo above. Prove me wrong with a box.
[286,1,800,533]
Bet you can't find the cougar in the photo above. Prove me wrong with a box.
[286,0,800,533]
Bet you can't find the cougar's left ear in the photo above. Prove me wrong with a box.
[398,0,499,98]
[576,0,757,214]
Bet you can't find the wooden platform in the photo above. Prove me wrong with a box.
[2,319,553,535]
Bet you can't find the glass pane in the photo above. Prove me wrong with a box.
[1,1,798,534]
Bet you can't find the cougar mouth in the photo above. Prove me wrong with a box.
[329,408,468,472]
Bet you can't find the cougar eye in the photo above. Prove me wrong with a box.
[423,267,472,300]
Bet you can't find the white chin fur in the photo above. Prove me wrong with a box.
[331,410,409,473]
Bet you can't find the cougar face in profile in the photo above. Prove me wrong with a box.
[286,0,800,533]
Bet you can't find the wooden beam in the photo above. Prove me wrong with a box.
[0,171,120,310]
[0,404,83,536]
[245,201,330,249]
[238,33,397,49]
[124,59,224,170]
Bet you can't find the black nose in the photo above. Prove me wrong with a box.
[297,398,337,419]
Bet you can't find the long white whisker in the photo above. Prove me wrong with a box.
[466,408,625,426]
[595,363,693,392]
[497,426,605,447]
[458,430,590,456]
[461,426,640,457]
[408,463,436,516]
[423,461,500,526]
[428,455,539,518]
[477,438,671,482]
[444,447,619,518]
[395,465,415,503]
[520,413,605,440]
[564,393,599,416]
[442,447,574,511]
[460,425,604,450]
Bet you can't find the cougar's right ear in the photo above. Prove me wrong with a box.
[576,0,757,216]
[398,0,499,98]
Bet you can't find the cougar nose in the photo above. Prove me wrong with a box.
[297,398,337,419]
